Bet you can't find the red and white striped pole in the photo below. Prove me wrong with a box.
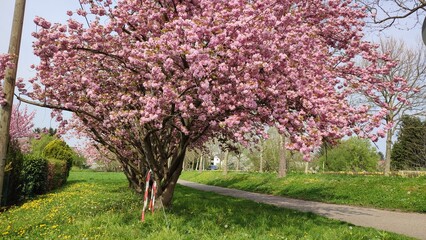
[141,170,151,222]
[149,181,157,213]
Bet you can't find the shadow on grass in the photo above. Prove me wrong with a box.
[64,179,87,186]
[202,174,278,193]
[277,185,351,203]
[164,185,401,239]
[1,179,89,212]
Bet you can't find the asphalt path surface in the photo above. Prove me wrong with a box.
[178,180,426,240]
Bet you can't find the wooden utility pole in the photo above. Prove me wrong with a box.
[0,0,26,205]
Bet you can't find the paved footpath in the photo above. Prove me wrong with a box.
[178,180,426,240]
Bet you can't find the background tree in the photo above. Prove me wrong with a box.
[358,0,426,28]
[9,104,35,141]
[30,133,57,157]
[183,149,200,171]
[358,38,426,175]
[34,127,57,136]
[278,134,287,178]
[79,143,121,172]
[391,115,426,170]
[13,0,408,207]
[317,137,380,172]
[247,127,303,173]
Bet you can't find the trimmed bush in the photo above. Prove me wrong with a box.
[42,139,73,181]
[1,141,24,206]
[46,158,68,191]
[20,155,48,198]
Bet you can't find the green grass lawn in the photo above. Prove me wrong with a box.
[180,171,426,213]
[0,170,411,239]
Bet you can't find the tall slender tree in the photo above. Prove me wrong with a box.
[360,38,426,175]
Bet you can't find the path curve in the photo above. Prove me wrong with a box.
[178,180,426,240]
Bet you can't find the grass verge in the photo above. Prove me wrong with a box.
[0,170,412,239]
[180,171,426,213]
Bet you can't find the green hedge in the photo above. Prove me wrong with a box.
[1,142,24,206]
[20,155,48,198]
[46,158,68,191]
[2,139,74,206]
[42,139,73,178]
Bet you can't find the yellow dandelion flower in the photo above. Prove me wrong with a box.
[18,229,26,236]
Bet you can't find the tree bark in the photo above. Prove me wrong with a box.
[384,128,393,176]
[278,135,287,178]
[198,154,203,173]
[0,0,26,206]
[155,159,184,208]
[236,154,240,171]
[223,150,229,175]
[259,141,264,173]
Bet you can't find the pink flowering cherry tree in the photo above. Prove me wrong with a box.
[14,0,408,207]
[10,104,35,140]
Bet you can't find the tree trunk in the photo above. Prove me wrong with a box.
[155,160,184,208]
[183,158,185,171]
[195,159,199,172]
[223,150,229,175]
[236,154,240,171]
[304,161,309,174]
[384,128,393,176]
[198,155,203,173]
[259,141,264,173]
[278,135,287,178]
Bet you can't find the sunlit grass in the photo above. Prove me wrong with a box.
[180,171,426,212]
[0,171,413,239]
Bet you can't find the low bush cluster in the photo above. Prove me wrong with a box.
[2,139,73,206]
[46,158,68,191]
[20,155,48,197]
[1,142,23,206]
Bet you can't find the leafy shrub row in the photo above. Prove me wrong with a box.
[2,140,72,206]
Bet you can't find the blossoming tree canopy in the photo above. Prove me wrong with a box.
[10,104,35,140]
[15,0,408,206]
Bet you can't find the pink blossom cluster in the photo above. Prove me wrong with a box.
[26,0,408,161]
[75,142,114,167]
[0,54,13,106]
[9,104,35,140]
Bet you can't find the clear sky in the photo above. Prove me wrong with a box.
[0,1,424,151]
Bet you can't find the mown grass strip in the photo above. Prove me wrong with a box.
[180,171,426,213]
[0,171,412,239]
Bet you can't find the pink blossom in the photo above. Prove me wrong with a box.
[14,0,412,200]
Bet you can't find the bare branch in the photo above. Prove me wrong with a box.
[15,94,102,121]
[358,0,426,29]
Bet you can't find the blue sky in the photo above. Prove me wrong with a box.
[0,1,424,151]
